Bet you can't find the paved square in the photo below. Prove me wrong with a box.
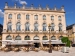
[0,47,75,56]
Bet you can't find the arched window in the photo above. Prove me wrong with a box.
[43,36,48,40]
[34,15,38,20]
[59,23,62,31]
[25,22,30,31]
[17,14,21,19]
[26,15,30,20]
[43,15,46,20]
[51,36,56,40]
[6,35,12,40]
[8,14,12,19]
[34,36,39,40]
[43,23,46,31]
[16,22,21,31]
[58,16,61,21]
[7,22,12,31]
[15,36,21,40]
[59,36,63,40]
[25,35,30,40]
[51,23,55,31]
[51,16,54,20]
[34,22,38,31]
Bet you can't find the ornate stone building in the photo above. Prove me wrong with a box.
[2,2,67,47]
[66,24,75,44]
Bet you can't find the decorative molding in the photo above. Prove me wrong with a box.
[5,13,8,14]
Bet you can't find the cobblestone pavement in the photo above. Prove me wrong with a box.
[0,47,75,56]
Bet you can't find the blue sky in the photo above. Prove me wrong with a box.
[0,0,75,26]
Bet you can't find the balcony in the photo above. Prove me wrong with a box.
[42,31,48,34]
[16,31,21,33]
[25,31,30,33]
[34,30,39,33]
[59,31,64,34]
[51,31,56,34]
[7,30,12,33]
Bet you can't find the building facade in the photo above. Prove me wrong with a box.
[66,24,75,44]
[0,24,3,46]
[2,2,67,48]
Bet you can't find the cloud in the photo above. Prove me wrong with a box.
[66,12,74,14]
[0,9,4,18]
[14,0,27,5]
[19,0,27,5]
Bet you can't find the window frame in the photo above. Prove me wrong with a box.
[51,16,54,20]
[34,15,38,20]
[8,14,12,19]
[51,36,56,40]
[6,35,12,40]
[15,36,21,40]
[58,16,62,21]
[43,15,46,20]
[26,15,30,20]
[17,14,21,19]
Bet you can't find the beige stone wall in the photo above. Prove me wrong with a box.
[2,7,67,46]
[4,10,66,31]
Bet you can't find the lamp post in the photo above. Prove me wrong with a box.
[48,23,52,53]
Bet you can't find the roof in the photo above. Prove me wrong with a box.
[66,23,75,30]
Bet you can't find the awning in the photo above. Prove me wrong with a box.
[2,40,33,45]
[34,37,39,40]
[33,40,40,43]
[42,40,65,44]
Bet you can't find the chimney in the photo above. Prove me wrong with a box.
[54,6,57,11]
[61,5,65,11]
[46,5,49,10]
[39,4,42,10]
[5,2,8,8]
[14,2,17,8]
[23,3,26,9]
[31,4,33,9]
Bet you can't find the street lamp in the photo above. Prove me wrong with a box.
[48,23,52,53]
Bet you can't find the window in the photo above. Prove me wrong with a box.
[7,22,12,31]
[58,16,61,21]
[25,36,30,40]
[34,36,39,40]
[26,15,30,20]
[34,22,38,31]
[43,23,46,31]
[17,14,21,19]
[51,36,56,40]
[8,14,12,19]
[51,23,55,31]
[43,36,48,40]
[59,36,63,40]
[6,35,12,40]
[51,16,54,20]
[34,15,38,20]
[15,36,21,40]
[43,15,46,20]
[16,22,21,31]
[25,22,30,31]
[59,23,62,31]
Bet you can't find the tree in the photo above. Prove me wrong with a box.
[61,37,71,47]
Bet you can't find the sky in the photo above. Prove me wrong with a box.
[0,0,75,26]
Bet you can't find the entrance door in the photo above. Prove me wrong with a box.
[34,43,39,48]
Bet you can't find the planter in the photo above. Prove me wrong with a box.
[14,48,19,52]
[61,47,69,53]
[4,48,9,52]
[34,48,39,52]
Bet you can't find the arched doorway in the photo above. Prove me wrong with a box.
[33,36,40,48]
